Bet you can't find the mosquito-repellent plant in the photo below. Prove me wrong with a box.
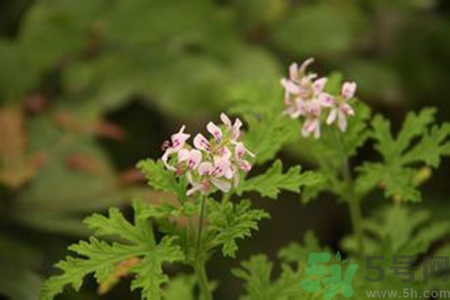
[42,58,450,300]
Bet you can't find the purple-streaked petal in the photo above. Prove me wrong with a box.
[341,82,357,99]
[313,77,328,93]
[207,122,222,143]
[198,162,214,175]
[194,134,210,151]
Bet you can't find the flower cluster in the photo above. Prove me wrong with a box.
[162,114,254,196]
[281,58,356,138]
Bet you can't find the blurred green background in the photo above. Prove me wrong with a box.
[1,0,450,299]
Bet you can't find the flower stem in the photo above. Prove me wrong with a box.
[329,127,365,257]
[195,260,213,300]
[195,195,213,300]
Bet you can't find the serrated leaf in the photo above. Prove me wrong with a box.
[137,159,187,203]
[356,108,450,202]
[41,201,184,300]
[208,200,269,258]
[237,160,324,200]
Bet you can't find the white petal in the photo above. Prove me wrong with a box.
[289,63,299,81]
[220,113,232,127]
[281,79,300,94]
[207,122,222,142]
[341,82,357,99]
[211,178,231,193]
[193,134,210,151]
[300,58,315,73]
[338,110,348,132]
[198,162,214,175]
[313,77,328,93]
[188,150,202,169]
[327,108,338,125]
[318,93,334,107]
[178,149,190,162]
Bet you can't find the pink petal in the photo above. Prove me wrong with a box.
[220,113,232,127]
[281,79,300,94]
[171,125,190,150]
[327,108,338,125]
[300,58,315,73]
[313,77,328,93]
[162,148,176,171]
[194,134,210,151]
[289,63,299,81]
[211,178,231,193]
[239,160,252,172]
[232,118,243,140]
[341,82,357,99]
[177,149,190,162]
[207,122,222,142]
[198,162,214,175]
[338,110,348,132]
[318,93,334,107]
[341,103,355,116]
[187,150,202,169]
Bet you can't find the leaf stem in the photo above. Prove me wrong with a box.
[194,195,213,300]
[195,260,213,300]
[329,127,365,257]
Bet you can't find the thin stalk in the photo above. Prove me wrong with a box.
[195,260,213,300]
[329,127,365,257]
[194,195,213,300]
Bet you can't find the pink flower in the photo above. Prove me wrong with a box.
[178,149,202,170]
[281,58,357,138]
[301,101,322,139]
[220,113,242,140]
[161,114,254,196]
[327,82,356,132]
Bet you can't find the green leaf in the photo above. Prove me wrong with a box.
[162,275,196,300]
[342,205,450,258]
[335,251,341,262]
[271,3,367,57]
[278,231,328,264]
[237,160,324,200]
[137,159,187,203]
[208,200,269,258]
[229,81,299,164]
[41,201,184,300]
[356,108,450,202]
[233,255,318,300]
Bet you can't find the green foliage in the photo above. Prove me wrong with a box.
[342,205,450,258]
[357,108,450,202]
[161,274,196,300]
[41,202,184,300]
[137,159,187,203]
[229,82,299,165]
[238,160,324,200]
[233,255,313,300]
[232,232,330,300]
[272,2,367,57]
[208,200,269,258]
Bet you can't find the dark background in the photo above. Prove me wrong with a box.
[0,0,449,299]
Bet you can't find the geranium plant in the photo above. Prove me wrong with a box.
[41,59,450,300]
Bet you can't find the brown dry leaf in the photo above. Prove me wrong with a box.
[53,111,125,141]
[0,108,40,189]
[65,152,108,175]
